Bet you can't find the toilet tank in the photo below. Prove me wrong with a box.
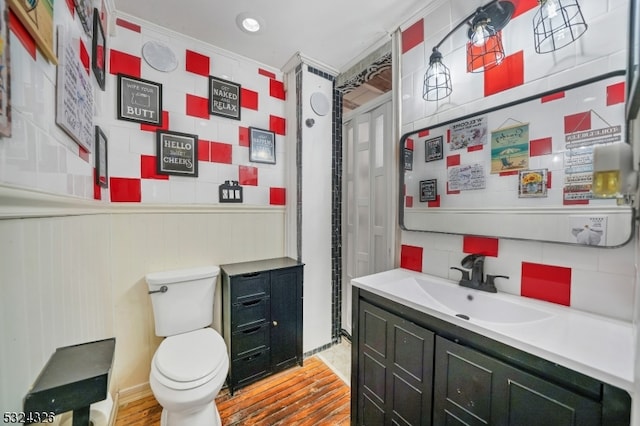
[145,266,220,337]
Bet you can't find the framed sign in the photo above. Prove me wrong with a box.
[249,127,276,164]
[0,0,10,137]
[56,25,94,152]
[420,179,437,202]
[95,126,108,188]
[91,7,105,90]
[118,74,163,126]
[425,136,443,162]
[73,0,93,36]
[156,130,198,177]
[7,0,57,63]
[209,76,241,120]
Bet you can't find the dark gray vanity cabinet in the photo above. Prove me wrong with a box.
[357,301,434,425]
[351,288,631,426]
[221,257,303,394]
[434,336,600,426]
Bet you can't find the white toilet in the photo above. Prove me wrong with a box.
[146,266,229,426]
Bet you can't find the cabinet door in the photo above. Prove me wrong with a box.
[434,336,602,426]
[270,266,303,370]
[358,301,434,426]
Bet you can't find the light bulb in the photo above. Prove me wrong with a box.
[544,0,558,18]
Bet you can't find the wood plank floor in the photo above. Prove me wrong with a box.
[115,356,350,426]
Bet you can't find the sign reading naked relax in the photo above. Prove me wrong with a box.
[209,76,241,120]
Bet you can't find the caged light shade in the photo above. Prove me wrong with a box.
[423,48,452,101]
[467,30,505,72]
[533,0,588,53]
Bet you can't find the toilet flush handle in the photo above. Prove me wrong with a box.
[148,285,168,295]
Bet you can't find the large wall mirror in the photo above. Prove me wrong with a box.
[400,71,635,247]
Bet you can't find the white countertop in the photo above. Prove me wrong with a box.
[352,268,636,394]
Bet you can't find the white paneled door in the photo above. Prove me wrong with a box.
[342,95,393,334]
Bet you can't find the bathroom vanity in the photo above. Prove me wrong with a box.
[351,269,633,426]
[221,257,303,394]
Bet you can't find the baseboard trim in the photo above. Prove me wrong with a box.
[117,382,154,406]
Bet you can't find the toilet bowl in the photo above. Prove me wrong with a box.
[150,327,229,426]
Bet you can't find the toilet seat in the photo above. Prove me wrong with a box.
[153,328,227,390]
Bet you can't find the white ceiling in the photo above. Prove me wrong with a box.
[112,0,430,72]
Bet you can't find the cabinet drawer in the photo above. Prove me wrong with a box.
[231,272,269,303]
[232,349,270,387]
[232,323,269,358]
[232,297,270,331]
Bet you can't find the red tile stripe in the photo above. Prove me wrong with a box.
[521,262,571,306]
[270,115,286,136]
[270,79,286,100]
[484,51,524,97]
[564,111,591,134]
[463,236,499,257]
[270,187,286,205]
[211,142,233,164]
[259,68,277,79]
[185,50,210,76]
[427,195,440,208]
[606,82,625,106]
[239,127,250,147]
[110,177,142,202]
[418,129,430,137]
[405,138,414,151]
[239,165,258,186]
[186,94,209,119]
[198,140,211,162]
[541,91,565,103]
[405,196,413,208]
[241,88,259,110]
[446,154,460,168]
[109,50,141,77]
[141,111,169,132]
[400,244,423,272]
[530,137,552,157]
[141,155,169,180]
[402,19,424,54]
[9,10,36,60]
[80,40,90,74]
[65,0,75,16]
[116,18,141,33]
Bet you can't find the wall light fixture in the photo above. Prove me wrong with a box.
[533,0,588,54]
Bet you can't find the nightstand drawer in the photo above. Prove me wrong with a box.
[232,297,270,331]
[232,323,270,358]
[231,272,269,303]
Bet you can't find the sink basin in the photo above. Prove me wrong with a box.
[414,277,553,324]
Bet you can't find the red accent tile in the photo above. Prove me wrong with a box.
[400,244,423,272]
[211,142,233,164]
[606,82,625,106]
[427,195,441,208]
[468,145,483,152]
[270,187,286,205]
[499,170,519,176]
[185,50,210,76]
[186,94,210,119]
[547,171,552,188]
[418,129,430,137]
[140,111,169,132]
[447,129,451,143]
[109,50,141,77]
[110,177,142,202]
[446,154,460,168]
[241,88,259,110]
[511,0,539,18]
[65,0,75,15]
[406,196,413,208]
[564,111,591,134]
[270,79,286,100]
[198,140,211,162]
[530,137,552,157]
[402,19,424,54]
[463,236,499,257]
[239,165,258,186]
[141,155,169,180]
[9,10,36,60]
[270,115,286,136]
[467,32,503,72]
[116,18,141,33]
[93,170,101,200]
[446,182,460,195]
[79,146,90,162]
[541,91,565,103]
[239,127,249,147]
[406,138,414,150]
[521,262,571,306]
[79,40,90,74]
[484,51,524,97]
[259,68,277,79]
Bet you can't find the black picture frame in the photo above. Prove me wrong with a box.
[425,136,444,162]
[209,76,241,120]
[404,148,413,171]
[420,179,437,202]
[117,74,163,126]
[627,0,640,120]
[249,127,276,164]
[91,8,105,91]
[73,0,93,36]
[156,130,198,177]
[95,125,108,188]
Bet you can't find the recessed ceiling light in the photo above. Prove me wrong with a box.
[236,12,265,34]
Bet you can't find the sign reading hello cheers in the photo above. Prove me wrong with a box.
[156,130,199,177]
[117,74,163,126]
[209,76,241,120]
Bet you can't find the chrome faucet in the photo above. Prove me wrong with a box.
[450,254,508,293]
